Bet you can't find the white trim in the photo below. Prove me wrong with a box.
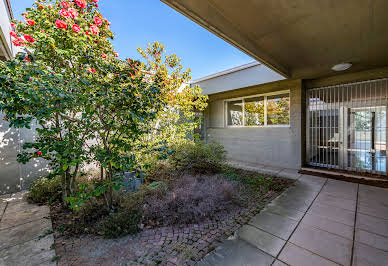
[191,61,260,84]
[224,90,290,102]
[224,90,291,128]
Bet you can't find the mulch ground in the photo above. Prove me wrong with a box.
[53,173,293,265]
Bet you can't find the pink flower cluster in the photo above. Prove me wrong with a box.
[10,29,34,47]
[56,1,105,35]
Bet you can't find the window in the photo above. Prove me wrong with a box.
[267,93,290,125]
[244,96,264,126]
[226,91,290,127]
[227,100,243,126]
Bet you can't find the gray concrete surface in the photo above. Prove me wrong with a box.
[0,191,56,266]
[203,80,302,170]
[199,163,388,266]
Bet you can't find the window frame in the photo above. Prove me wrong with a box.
[224,90,291,128]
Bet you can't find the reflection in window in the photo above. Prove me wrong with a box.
[267,93,290,125]
[244,96,264,126]
[227,100,243,126]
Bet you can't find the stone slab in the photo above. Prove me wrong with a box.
[298,175,326,191]
[4,191,28,205]
[352,241,388,266]
[356,213,388,237]
[357,201,388,220]
[238,224,285,257]
[324,179,358,196]
[270,196,311,213]
[263,204,305,222]
[358,184,388,206]
[198,239,274,266]
[5,201,44,214]
[279,242,338,266]
[0,234,55,266]
[355,229,388,252]
[315,192,356,211]
[0,218,52,250]
[301,212,354,240]
[289,223,353,266]
[249,211,298,240]
[0,205,50,230]
[308,202,355,226]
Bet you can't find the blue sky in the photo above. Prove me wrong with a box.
[11,0,254,80]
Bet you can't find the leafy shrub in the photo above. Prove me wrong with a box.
[169,141,226,174]
[222,166,293,193]
[143,175,241,225]
[143,158,175,182]
[99,183,167,238]
[27,177,62,204]
[99,209,142,238]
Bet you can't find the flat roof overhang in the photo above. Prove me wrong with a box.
[161,0,388,79]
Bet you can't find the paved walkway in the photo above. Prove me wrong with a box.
[199,164,388,266]
[0,191,56,266]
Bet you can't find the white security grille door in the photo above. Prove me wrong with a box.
[307,79,388,175]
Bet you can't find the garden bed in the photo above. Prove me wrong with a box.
[52,166,293,265]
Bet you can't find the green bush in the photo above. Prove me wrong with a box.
[27,177,62,204]
[99,183,167,238]
[99,209,142,238]
[169,141,226,174]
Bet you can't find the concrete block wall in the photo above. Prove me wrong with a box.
[0,113,48,195]
[203,79,302,170]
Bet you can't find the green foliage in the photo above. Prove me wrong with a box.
[267,95,290,125]
[221,166,291,192]
[99,209,142,238]
[99,183,166,238]
[0,0,208,210]
[169,141,226,174]
[27,176,62,204]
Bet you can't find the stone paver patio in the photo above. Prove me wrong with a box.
[0,191,56,266]
[199,163,388,266]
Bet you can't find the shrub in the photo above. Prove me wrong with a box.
[99,183,167,238]
[99,209,142,238]
[27,177,62,204]
[143,175,241,225]
[169,141,226,174]
[221,166,293,193]
[143,158,175,182]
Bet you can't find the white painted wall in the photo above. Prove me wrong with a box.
[0,0,15,59]
[192,62,284,95]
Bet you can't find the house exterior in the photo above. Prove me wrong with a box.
[165,0,388,177]
[0,0,48,195]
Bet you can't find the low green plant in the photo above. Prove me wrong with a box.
[27,177,62,204]
[98,209,142,238]
[222,166,292,192]
[99,182,167,238]
[169,141,226,174]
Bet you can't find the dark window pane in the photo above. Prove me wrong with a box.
[244,96,264,126]
[227,100,243,126]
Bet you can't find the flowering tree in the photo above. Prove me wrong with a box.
[0,0,207,210]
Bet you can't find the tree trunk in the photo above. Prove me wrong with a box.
[61,173,67,204]
[70,163,79,194]
[101,165,110,211]
[107,164,114,210]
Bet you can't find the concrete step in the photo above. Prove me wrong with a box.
[300,167,388,188]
